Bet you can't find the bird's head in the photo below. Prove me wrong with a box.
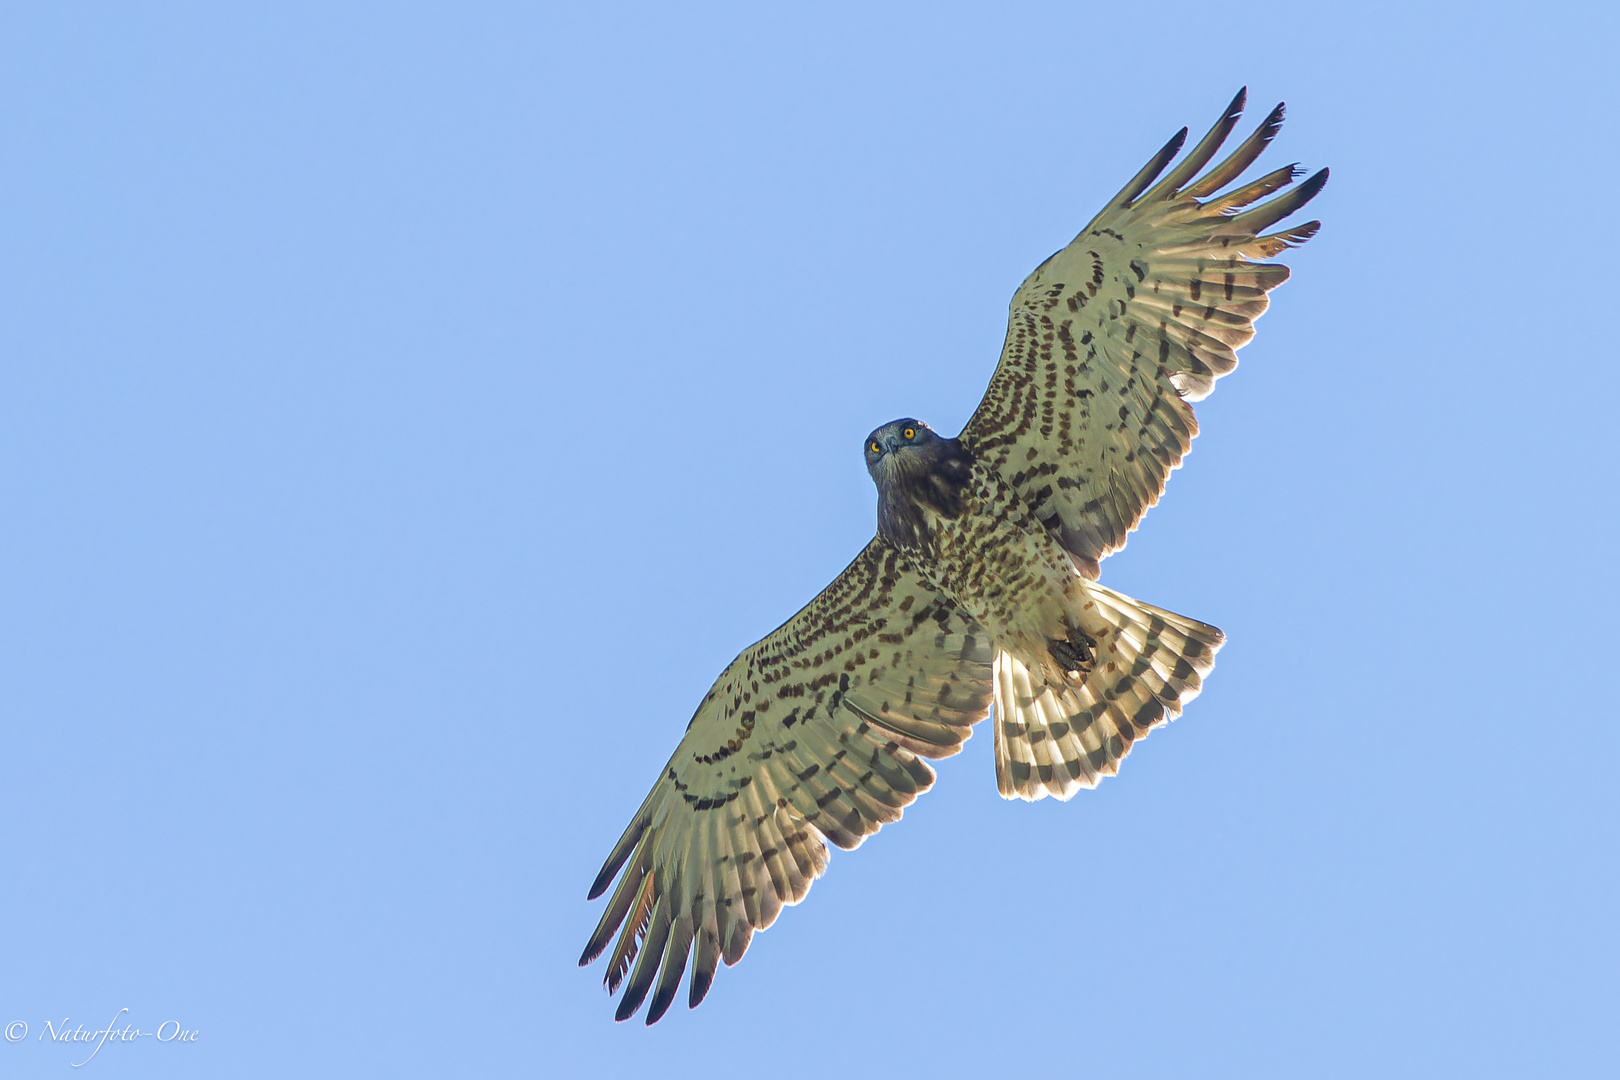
[863,418,940,484]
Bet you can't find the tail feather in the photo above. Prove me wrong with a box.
[993,583,1224,802]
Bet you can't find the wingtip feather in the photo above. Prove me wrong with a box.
[588,814,649,899]
[1275,218,1322,245]
[688,968,715,1009]
[1183,101,1287,199]
[1144,88,1254,202]
[1300,165,1329,198]
[1228,166,1328,235]
[1112,126,1188,208]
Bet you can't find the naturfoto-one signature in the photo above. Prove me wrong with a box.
[5,1009,198,1067]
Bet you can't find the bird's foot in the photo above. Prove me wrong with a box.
[1048,629,1098,681]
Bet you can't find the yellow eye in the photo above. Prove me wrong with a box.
[870,440,882,454]
[902,427,916,439]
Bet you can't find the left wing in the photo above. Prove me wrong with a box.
[959,88,1326,576]
[579,539,994,1023]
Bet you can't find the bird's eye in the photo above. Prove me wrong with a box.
[902,427,916,439]
[870,440,882,454]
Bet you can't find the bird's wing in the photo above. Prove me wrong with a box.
[579,538,993,1024]
[959,89,1326,576]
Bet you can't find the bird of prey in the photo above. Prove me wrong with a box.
[580,88,1326,1024]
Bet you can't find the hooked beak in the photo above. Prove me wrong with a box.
[883,435,902,453]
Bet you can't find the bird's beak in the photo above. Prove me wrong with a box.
[883,435,902,453]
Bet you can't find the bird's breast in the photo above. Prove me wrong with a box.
[895,461,1081,649]
[874,439,975,550]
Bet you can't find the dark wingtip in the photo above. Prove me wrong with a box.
[587,815,649,901]
[1228,86,1248,116]
[1183,100,1291,200]
[1257,103,1286,150]
[688,970,714,1009]
[1230,164,1330,235]
[1116,126,1188,207]
[1288,220,1323,243]
[645,986,677,1025]
[1256,102,1286,146]
[1155,126,1190,169]
[1299,166,1330,201]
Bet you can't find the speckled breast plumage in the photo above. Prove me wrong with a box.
[889,457,1087,687]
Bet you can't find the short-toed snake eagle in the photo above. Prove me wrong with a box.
[580,88,1326,1023]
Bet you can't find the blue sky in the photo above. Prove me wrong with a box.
[2,2,1616,1077]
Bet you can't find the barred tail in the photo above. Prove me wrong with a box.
[992,583,1224,802]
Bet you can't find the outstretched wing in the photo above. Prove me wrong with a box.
[959,88,1326,576]
[579,539,994,1024]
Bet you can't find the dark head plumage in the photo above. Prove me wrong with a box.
[863,418,939,482]
[862,418,974,549]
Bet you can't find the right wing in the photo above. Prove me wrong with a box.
[579,538,994,1024]
[960,88,1325,576]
